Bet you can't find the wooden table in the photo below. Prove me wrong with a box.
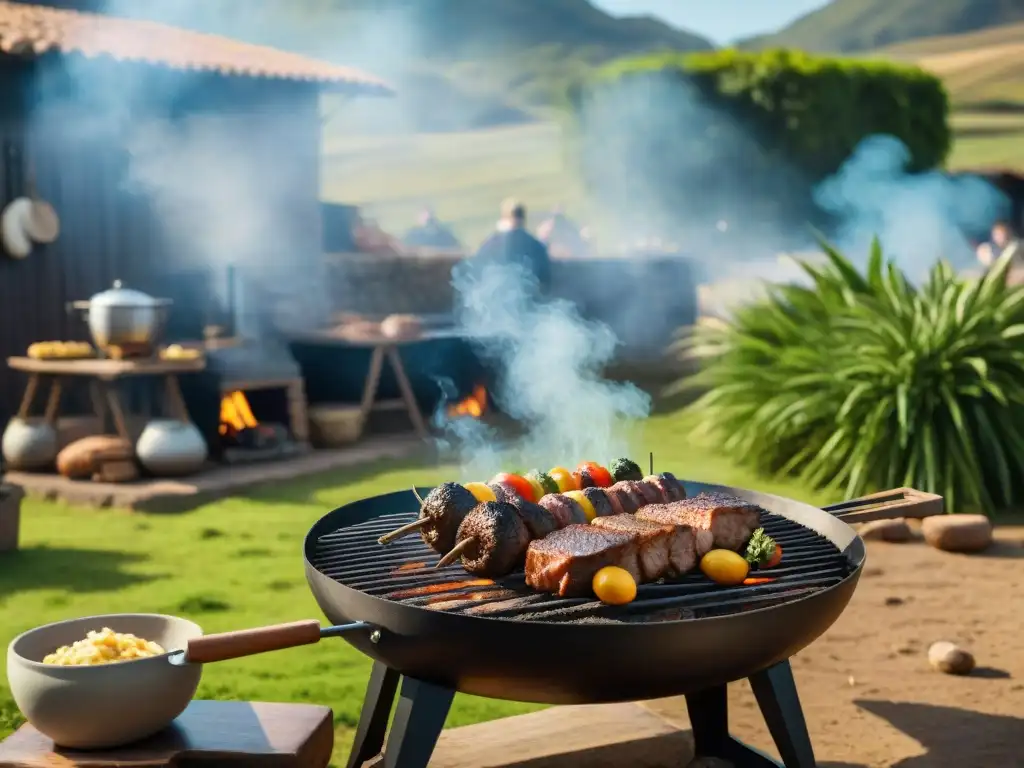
[0,700,333,767]
[291,334,430,439]
[7,357,207,442]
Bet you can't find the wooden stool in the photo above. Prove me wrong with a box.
[0,701,333,768]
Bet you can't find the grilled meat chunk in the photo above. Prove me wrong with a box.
[525,524,641,597]
[456,502,531,577]
[488,483,515,503]
[659,472,687,501]
[505,495,559,539]
[418,482,478,553]
[634,479,663,505]
[606,481,643,515]
[636,492,762,552]
[592,513,699,578]
[582,487,614,518]
[538,494,588,528]
[643,474,685,504]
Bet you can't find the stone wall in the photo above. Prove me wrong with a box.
[326,252,460,316]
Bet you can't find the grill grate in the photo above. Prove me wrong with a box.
[311,508,853,624]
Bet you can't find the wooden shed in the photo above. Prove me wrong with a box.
[0,0,391,424]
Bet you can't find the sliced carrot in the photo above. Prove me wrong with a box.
[743,576,776,585]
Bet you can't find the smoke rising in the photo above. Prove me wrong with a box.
[815,134,1009,277]
[439,261,651,480]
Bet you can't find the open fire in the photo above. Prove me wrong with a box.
[219,390,287,450]
[219,390,257,436]
[447,384,487,419]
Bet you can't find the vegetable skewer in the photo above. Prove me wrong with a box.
[378,458,646,550]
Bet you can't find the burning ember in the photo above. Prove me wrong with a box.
[447,384,487,419]
[219,390,258,436]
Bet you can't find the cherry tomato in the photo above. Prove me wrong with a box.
[563,490,597,522]
[489,473,537,503]
[700,550,750,586]
[762,545,783,569]
[548,466,578,493]
[592,566,637,605]
[576,462,613,488]
[463,482,497,503]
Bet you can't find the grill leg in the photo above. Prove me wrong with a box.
[382,675,455,768]
[346,661,400,768]
[749,661,817,768]
[685,661,815,767]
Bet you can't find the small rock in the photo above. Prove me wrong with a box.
[884,596,905,606]
[928,641,976,675]
[847,675,857,686]
[922,515,993,553]
[859,518,913,542]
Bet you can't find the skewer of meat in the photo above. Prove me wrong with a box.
[436,473,684,576]
[378,458,657,547]
[377,483,477,553]
[435,492,583,570]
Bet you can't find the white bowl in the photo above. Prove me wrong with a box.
[6,613,203,749]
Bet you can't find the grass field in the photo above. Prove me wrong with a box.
[0,408,834,765]
[323,108,1023,248]
[323,24,1024,247]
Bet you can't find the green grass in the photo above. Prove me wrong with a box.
[321,104,1023,250]
[322,120,586,249]
[0,408,831,765]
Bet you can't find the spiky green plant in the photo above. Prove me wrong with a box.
[682,239,1024,513]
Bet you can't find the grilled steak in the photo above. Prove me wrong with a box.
[538,494,588,527]
[636,492,762,552]
[592,513,699,578]
[456,502,531,577]
[525,524,641,597]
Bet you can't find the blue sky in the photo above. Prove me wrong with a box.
[592,0,830,44]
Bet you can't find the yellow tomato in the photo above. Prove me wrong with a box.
[548,466,578,493]
[524,475,546,502]
[699,549,750,586]
[563,490,596,522]
[592,566,637,605]
[463,482,497,503]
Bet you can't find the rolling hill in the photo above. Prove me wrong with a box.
[742,0,1024,52]
[102,0,713,125]
[876,21,1024,107]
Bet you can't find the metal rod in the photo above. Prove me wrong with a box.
[320,621,375,638]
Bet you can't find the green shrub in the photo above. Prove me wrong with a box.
[682,241,1024,513]
[574,48,952,179]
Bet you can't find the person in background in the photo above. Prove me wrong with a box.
[536,204,589,258]
[976,220,1021,270]
[402,207,462,251]
[472,198,552,294]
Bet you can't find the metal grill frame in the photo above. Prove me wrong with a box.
[303,480,864,705]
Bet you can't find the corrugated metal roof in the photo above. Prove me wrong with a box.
[0,1,393,94]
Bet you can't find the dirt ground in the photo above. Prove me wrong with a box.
[643,523,1024,768]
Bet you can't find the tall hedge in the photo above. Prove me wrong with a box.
[567,49,951,242]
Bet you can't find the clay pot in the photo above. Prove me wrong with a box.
[135,420,208,477]
[2,418,58,471]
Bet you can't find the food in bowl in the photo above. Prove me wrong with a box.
[42,627,166,666]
